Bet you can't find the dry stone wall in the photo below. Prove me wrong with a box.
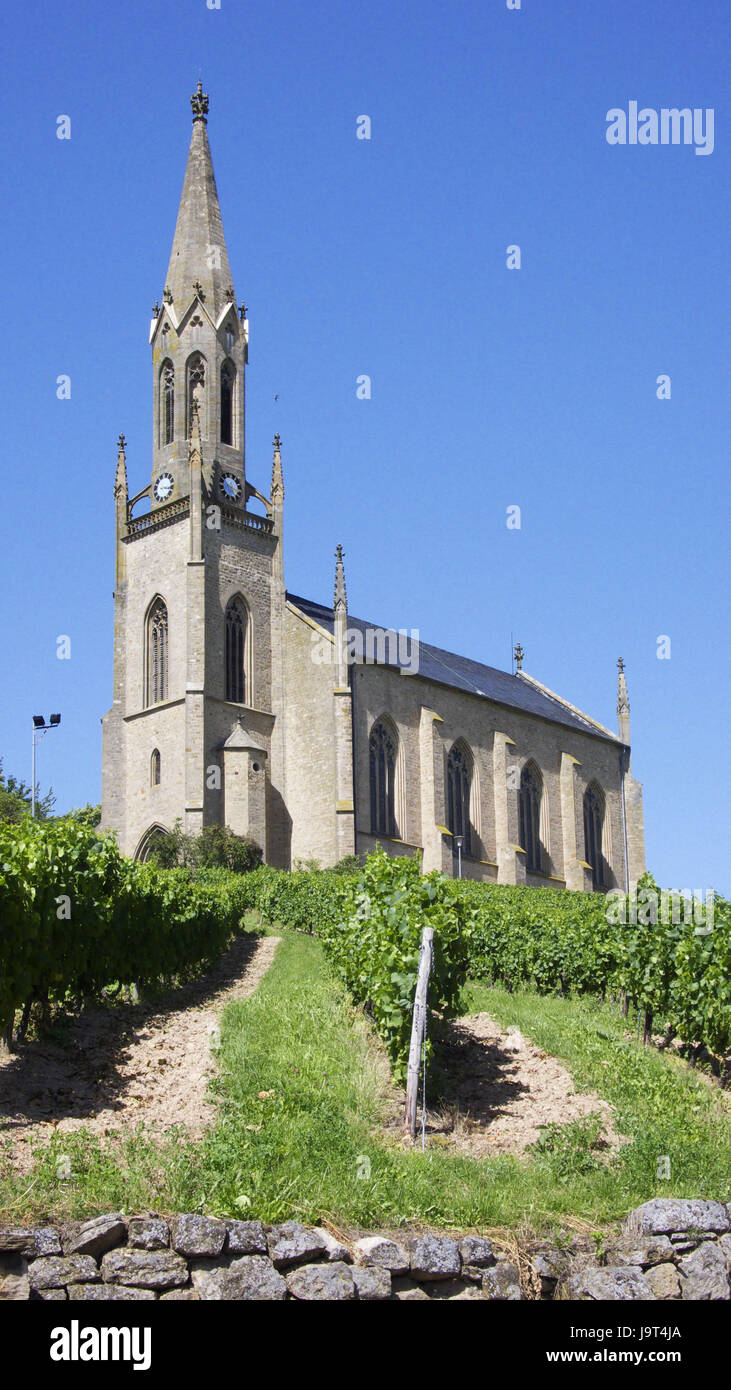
[1,1200,730,1302]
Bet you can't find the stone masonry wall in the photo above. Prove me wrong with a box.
[2,1200,729,1302]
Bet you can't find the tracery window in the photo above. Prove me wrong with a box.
[369,719,398,838]
[225,597,248,704]
[447,740,473,856]
[519,761,543,873]
[221,361,234,445]
[584,783,607,890]
[146,599,168,706]
[161,362,174,445]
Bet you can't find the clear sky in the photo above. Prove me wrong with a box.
[2,0,729,892]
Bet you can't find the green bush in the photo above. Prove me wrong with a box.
[452,873,731,1057]
[145,820,262,873]
[316,849,473,1080]
[0,818,252,1043]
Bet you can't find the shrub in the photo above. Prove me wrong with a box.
[146,820,262,874]
[316,849,474,1080]
[0,818,252,1045]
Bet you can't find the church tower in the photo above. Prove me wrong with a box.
[101,83,287,860]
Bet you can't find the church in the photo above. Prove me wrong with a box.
[101,84,646,892]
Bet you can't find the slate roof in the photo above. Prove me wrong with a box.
[287,592,621,745]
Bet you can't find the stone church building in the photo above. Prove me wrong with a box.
[101,85,646,892]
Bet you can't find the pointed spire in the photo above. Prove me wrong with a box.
[334,544,347,615]
[114,433,127,500]
[617,657,631,744]
[164,86,234,319]
[189,397,202,465]
[271,433,284,506]
[333,545,348,689]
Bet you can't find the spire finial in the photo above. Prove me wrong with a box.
[189,395,202,455]
[334,544,347,613]
[270,434,284,505]
[114,434,127,499]
[191,81,209,122]
[513,641,524,672]
[617,657,630,716]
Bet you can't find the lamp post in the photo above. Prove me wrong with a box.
[31,714,61,818]
[455,834,463,880]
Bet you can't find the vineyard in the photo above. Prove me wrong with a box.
[0,819,252,1049]
[2,820,729,1080]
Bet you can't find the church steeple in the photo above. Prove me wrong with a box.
[163,83,235,320]
[150,83,247,507]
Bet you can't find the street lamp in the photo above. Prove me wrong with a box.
[31,714,61,817]
[455,834,463,880]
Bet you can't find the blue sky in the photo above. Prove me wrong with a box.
[2,0,729,891]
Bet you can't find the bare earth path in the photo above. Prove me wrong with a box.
[381,1011,623,1160]
[0,933,280,1175]
[423,1011,623,1158]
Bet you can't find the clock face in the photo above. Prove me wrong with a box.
[153,472,174,502]
[220,473,242,502]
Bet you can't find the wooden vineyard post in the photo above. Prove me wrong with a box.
[404,927,434,1139]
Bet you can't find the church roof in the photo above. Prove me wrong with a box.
[164,98,235,319]
[287,593,622,745]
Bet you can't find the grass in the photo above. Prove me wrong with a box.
[2,930,730,1237]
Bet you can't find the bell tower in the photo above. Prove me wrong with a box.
[101,84,286,862]
[148,81,248,512]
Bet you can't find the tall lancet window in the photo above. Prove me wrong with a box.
[584,783,608,891]
[447,740,473,857]
[161,362,174,445]
[225,597,248,704]
[187,354,206,438]
[369,719,398,838]
[145,599,169,707]
[221,361,234,446]
[150,748,161,787]
[519,761,544,873]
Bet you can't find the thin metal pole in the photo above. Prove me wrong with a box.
[31,724,36,819]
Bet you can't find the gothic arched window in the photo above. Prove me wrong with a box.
[225,597,248,704]
[145,598,168,707]
[584,783,607,890]
[160,361,174,445]
[150,748,161,786]
[369,719,398,838]
[447,740,473,857]
[187,353,206,437]
[221,361,234,446]
[519,761,544,873]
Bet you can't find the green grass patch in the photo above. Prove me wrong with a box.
[2,935,730,1236]
[465,980,731,1206]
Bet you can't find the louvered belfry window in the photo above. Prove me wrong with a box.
[225,598,247,703]
[221,362,234,445]
[146,599,168,706]
[162,363,174,444]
